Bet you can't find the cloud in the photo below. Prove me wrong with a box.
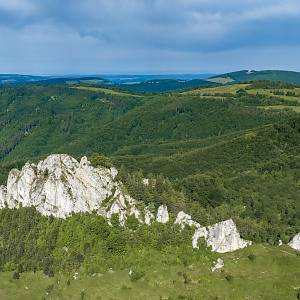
[0,0,300,73]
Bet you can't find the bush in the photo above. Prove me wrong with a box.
[129,270,145,282]
[225,274,233,282]
[89,153,112,169]
[12,272,20,280]
[248,254,256,262]
[45,284,54,294]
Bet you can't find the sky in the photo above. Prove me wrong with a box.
[0,0,300,75]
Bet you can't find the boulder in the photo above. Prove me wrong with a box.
[288,233,300,251]
[211,258,224,272]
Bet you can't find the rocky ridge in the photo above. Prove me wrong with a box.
[0,154,254,253]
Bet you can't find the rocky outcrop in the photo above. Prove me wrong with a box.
[156,205,169,223]
[0,154,140,224]
[206,219,251,253]
[192,227,208,249]
[144,206,155,225]
[178,214,250,253]
[175,211,200,229]
[288,233,300,251]
[0,186,6,208]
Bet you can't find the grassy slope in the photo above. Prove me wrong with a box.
[0,245,299,300]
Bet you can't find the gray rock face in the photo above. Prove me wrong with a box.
[288,233,300,251]
[207,219,252,253]
[156,205,169,223]
[0,154,139,224]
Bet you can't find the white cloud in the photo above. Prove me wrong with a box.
[0,0,37,15]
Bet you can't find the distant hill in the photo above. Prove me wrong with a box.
[118,79,215,93]
[101,73,216,84]
[207,70,300,85]
[0,74,109,85]
[0,74,216,93]
[0,74,47,84]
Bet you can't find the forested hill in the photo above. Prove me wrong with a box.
[0,82,297,164]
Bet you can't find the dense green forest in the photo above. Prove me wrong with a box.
[0,81,300,299]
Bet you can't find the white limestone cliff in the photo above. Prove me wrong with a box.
[288,233,300,251]
[156,205,169,223]
[206,219,252,253]
[1,154,140,224]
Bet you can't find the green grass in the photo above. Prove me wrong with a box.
[257,105,300,113]
[0,245,299,300]
[71,86,142,97]
[182,83,250,95]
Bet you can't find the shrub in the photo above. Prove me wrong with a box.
[129,270,145,282]
[12,272,20,280]
[248,254,256,262]
[89,153,112,169]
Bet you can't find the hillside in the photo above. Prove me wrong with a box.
[1,82,297,165]
[208,70,300,85]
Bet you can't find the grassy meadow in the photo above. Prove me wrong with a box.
[0,245,299,300]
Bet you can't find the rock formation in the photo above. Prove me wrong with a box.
[175,211,200,229]
[144,206,155,225]
[0,154,139,224]
[190,219,251,253]
[0,154,252,253]
[206,220,252,253]
[156,205,169,223]
[192,227,209,249]
[288,233,300,251]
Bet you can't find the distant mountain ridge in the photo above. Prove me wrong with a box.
[208,70,300,85]
[2,70,300,93]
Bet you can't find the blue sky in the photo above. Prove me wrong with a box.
[0,0,300,74]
